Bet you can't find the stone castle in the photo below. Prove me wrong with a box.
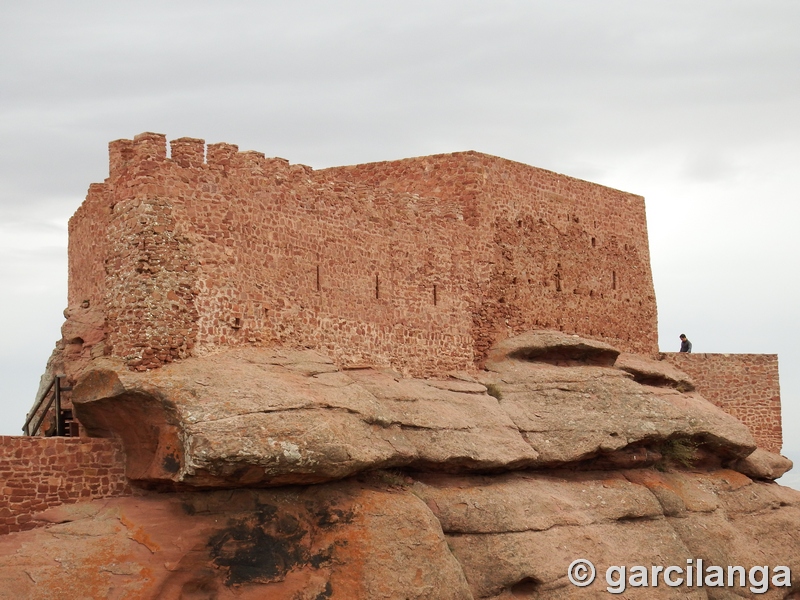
[62,132,780,449]
[2,134,795,598]
[70,132,657,374]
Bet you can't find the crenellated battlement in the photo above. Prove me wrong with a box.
[108,133,300,180]
[170,136,205,168]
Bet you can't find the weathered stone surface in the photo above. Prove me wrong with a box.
[615,352,695,391]
[4,469,797,599]
[412,471,664,534]
[69,333,760,488]
[414,470,800,599]
[730,448,794,480]
[484,330,620,368]
[480,350,755,467]
[0,481,471,600]
[72,348,537,487]
[22,330,792,598]
[35,304,107,401]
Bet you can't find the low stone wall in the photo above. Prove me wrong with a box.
[661,353,782,453]
[0,436,133,535]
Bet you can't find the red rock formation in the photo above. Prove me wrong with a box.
[4,332,798,598]
[1,469,798,598]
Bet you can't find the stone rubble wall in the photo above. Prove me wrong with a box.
[321,153,659,359]
[68,183,110,311]
[65,133,658,376]
[662,352,782,453]
[472,156,657,357]
[0,436,133,535]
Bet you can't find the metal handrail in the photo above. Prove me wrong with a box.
[22,375,72,436]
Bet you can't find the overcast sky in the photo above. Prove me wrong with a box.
[1,0,798,488]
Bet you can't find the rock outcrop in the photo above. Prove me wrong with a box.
[69,332,757,489]
[4,331,799,598]
[1,469,798,599]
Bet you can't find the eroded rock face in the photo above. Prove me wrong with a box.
[70,333,756,488]
[415,469,800,599]
[484,330,621,368]
[0,480,471,600]
[1,469,798,599]
[731,448,794,481]
[614,352,695,391]
[9,330,797,599]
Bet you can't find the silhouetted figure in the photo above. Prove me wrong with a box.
[679,334,692,353]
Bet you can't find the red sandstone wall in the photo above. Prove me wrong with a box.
[66,134,658,375]
[68,183,111,309]
[0,436,133,535]
[662,353,782,453]
[476,157,656,356]
[319,151,658,358]
[95,134,477,374]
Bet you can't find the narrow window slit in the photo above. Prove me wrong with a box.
[316,265,321,291]
[612,271,617,290]
[433,284,438,306]
[375,273,379,299]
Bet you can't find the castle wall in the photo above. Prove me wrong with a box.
[68,182,111,309]
[473,157,657,357]
[93,135,477,374]
[73,133,657,375]
[0,436,132,535]
[662,353,782,453]
[319,151,659,359]
[52,133,784,458]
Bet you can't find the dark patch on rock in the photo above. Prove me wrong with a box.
[163,451,181,474]
[314,504,355,528]
[276,513,300,536]
[509,344,618,367]
[577,445,663,470]
[315,581,333,599]
[309,544,335,568]
[208,503,333,586]
[177,570,221,599]
[509,576,542,596]
[622,372,694,392]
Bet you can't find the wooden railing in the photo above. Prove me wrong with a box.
[22,375,74,436]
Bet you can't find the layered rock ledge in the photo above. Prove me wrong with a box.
[1,469,798,599]
[3,331,798,599]
[70,332,760,488]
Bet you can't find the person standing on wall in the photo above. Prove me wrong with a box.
[679,334,692,353]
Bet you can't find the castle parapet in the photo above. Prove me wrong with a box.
[108,138,134,176]
[170,137,205,168]
[206,142,238,168]
[133,131,167,162]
